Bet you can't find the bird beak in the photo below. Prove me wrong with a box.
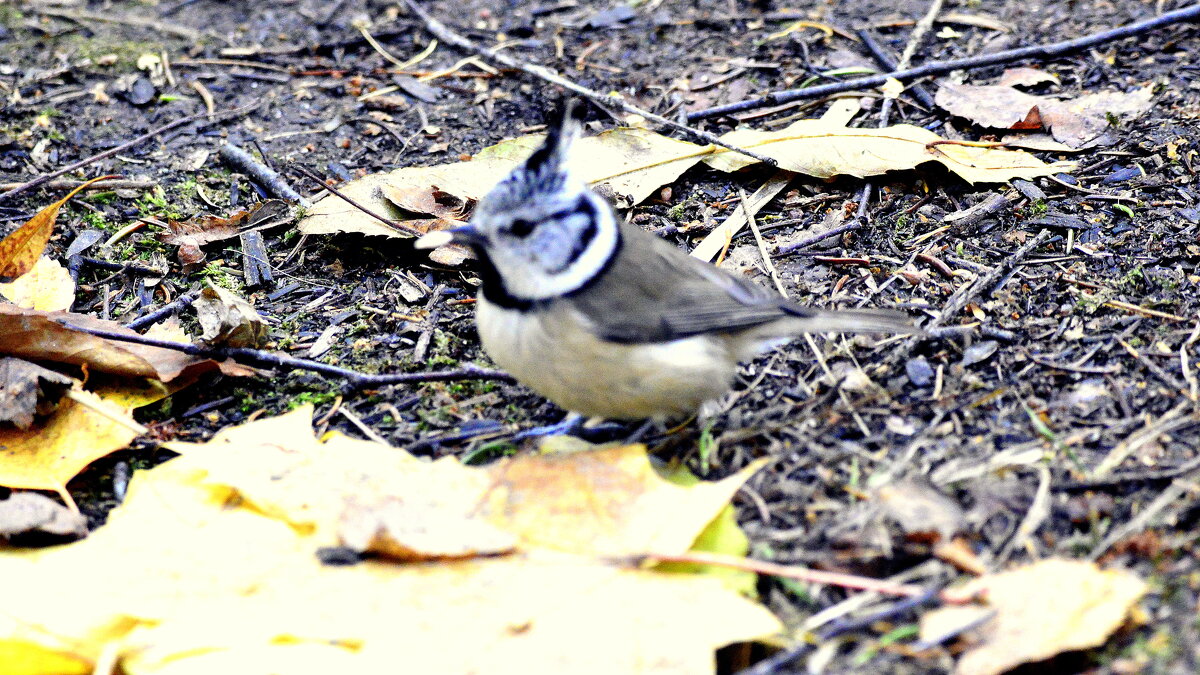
[414,224,486,250]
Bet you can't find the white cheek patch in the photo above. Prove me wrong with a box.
[497,197,619,301]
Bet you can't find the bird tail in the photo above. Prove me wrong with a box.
[780,306,923,336]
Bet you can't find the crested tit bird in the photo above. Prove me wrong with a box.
[416,103,916,421]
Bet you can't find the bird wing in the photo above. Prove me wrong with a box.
[571,222,811,344]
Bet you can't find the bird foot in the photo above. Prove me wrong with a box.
[513,414,628,442]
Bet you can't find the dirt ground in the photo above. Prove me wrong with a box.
[3,0,1200,672]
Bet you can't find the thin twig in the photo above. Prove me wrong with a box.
[57,321,514,390]
[689,4,1200,119]
[0,179,156,192]
[291,164,425,237]
[929,229,1051,329]
[776,219,864,255]
[0,102,262,204]
[397,0,778,167]
[124,289,203,330]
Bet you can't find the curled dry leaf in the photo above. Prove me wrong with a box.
[0,256,76,311]
[919,559,1147,675]
[194,283,267,348]
[0,357,75,429]
[0,491,87,541]
[0,304,254,382]
[936,82,1155,149]
[0,175,117,282]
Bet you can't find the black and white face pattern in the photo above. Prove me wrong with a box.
[467,114,620,305]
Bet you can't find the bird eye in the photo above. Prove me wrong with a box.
[509,218,535,238]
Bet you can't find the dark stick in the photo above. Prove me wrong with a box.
[123,289,203,330]
[219,144,311,207]
[929,229,1050,329]
[59,321,514,389]
[0,102,261,203]
[688,4,1200,120]
[78,256,167,277]
[856,29,937,109]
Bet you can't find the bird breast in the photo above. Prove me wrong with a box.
[475,295,739,419]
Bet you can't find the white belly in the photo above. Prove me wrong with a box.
[475,296,737,419]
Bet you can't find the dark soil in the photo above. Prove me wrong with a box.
[3,0,1200,672]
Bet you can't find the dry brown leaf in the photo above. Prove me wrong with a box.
[0,256,76,311]
[0,175,116,282]
[160,200,291,267]
[0,406,781,673]
[0,491,87,540]
[0,305,254,382]
[0,389,142,500]
[936,83,1155,149]
[0,357,74,429]
[920,559,1147,675]
[194,283,266,348]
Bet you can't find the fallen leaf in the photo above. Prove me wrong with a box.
[920,559,1147,675]
[0,175,117,282]
[0,406,782,673]
[0,305,251,382]
[0,256,76,311]
[159,200,291,267]
[194,283,266,348]
[703,118,1072,182]
[0,389,142,500]
[874,478,967,544]
[0,491,87,541]
[997,67,1060,88]
[936,83,1155,148]
[339,495,518,561]
[301,122,1071,241]
[483,442,768,556]
[0,357,74,429]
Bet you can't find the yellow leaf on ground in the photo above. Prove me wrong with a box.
[0,640,92,675]
[483,442,767,555]
[298,121,1072,241]
[0,389,141,499]
[704,119,1075,182]
[0,407,782,674]
[919,558,1147,675]
[0,175,115,282]
[0,257,75,311]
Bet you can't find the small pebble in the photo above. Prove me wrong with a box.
[906,356,934,387]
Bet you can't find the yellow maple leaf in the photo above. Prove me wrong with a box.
[920,558,1147,675]
[0,406,782,674]
[0,390,143,504]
